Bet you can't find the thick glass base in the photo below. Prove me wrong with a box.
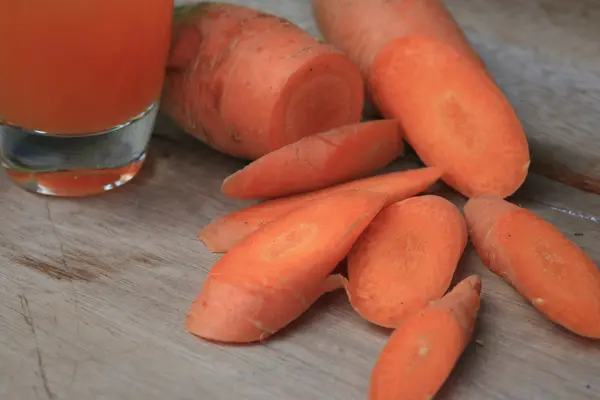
[0,103,158,197]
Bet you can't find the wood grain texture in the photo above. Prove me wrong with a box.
[1,1,599,399]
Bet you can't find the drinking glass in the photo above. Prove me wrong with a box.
[0,0,174,197]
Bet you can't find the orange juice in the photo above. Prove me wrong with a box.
[0,0,174,134]
[0,1,173,197]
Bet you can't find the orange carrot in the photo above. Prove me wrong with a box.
[185,189,387,343]
[199,166,442,253]
[464,196,600,339]
[369,275,482,400]
[345,195,468,328]
[221,119,404,199]
[163,3,365,160]
[369,36,530,198]
[312,0,485,76]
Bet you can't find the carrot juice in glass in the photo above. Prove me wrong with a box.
[0,0,173,196]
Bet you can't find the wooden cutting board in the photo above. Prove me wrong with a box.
[1,1,599,399]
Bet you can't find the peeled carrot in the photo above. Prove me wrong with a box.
[345,195,467,328]
[185,189,387,343]
[221,119,404,199]
[199,166,442,253]
[369,36,530,198]
[369,275,482,400]
[464,196,600,339]
[163,3,365,160]
[312,0,485,75]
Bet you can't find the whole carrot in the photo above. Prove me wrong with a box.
[186,189,387,343]
[369,36,530,198]
[199,167,442,253]
[221,119,404,199]
[163,3,364,160]
[464,196,600,339]
[312,0,485,75]
[345,195,468,328]
[369,275,482,400]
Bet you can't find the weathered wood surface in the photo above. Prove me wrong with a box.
[1,1,600,399]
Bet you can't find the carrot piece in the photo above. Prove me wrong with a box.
[464,196,600,339]
[185,189,387,343]
[162,3,365,160]
[311,0,485,76]
[199,166,442,253]
[221,119,404,199]
[369,275,482,400]
[369,36,530,198]
[345,195,467,328]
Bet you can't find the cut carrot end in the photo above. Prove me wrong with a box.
[274,52,365,151]
[369,36,530,198]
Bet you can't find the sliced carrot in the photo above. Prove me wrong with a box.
[369,36,530,198]
[311,0,485,75]
[464,195,600,339]
[369,275,482,400]
[185,189,387,343]
[221,119,404,199]
[199,166,442,253]
[345,195,467,328]
[163,3,365,160]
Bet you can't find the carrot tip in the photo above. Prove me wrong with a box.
[367,273,483,399]
[324,274,346,293]
[220,176,232,193]
[198,230,216,252]
[462,275,483,295]
[221,167,247,195]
